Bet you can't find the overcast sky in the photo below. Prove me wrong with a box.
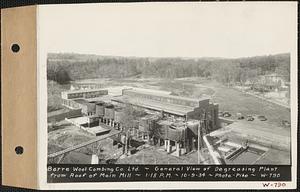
[39,2,297,58]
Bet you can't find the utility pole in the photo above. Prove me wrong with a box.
[205,112,209,134]
[197,120,201,164]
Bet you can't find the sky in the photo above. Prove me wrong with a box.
[38,2,297,58]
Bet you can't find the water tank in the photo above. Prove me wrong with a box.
[104,104,115,119]
[166,126,185,141]
[114,108,123,123]
[88,101,97,113]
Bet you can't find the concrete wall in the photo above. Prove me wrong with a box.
[203,135,225,165]
[96,103,105,116]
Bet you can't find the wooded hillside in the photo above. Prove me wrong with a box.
[47,53,290,85]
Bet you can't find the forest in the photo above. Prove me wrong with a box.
[47,53,290,85]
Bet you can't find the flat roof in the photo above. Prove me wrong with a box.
[157,118,186,129]
[112,96,195,116]
[62,88,108,94]
[85,95,115,103]
[67,116,89,125]
[128,87,172,96]
[73,99,90,104]
[126,88,209,103]
[83,126,111,135]
[140,114,161,120]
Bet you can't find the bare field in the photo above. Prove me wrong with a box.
[48,123,95,153]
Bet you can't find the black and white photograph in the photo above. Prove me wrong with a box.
[0,1,297,190]
[36,2,297,189]
[29,2,298,189]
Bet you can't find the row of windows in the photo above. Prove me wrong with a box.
[68,93,84,99]
[67,91,106,99]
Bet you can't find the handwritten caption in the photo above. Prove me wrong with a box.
[47,165,291,183]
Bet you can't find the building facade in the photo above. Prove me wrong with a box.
[61,89,108,100]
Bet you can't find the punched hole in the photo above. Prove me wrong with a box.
[11,44,20,53]
[15,146,24,155]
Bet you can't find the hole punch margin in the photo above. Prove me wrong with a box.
[11,43,20,53]
[15,146,24,155]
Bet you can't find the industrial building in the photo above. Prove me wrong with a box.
[61,89,108,111]
[61,89,108,100]
[112,88,219,129]
[61,87,220,157]
[70,82,103,90]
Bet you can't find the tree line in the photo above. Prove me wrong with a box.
[47,53,290,85]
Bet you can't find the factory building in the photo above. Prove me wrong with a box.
[62,87,219,157]
[114,88,220,156]
[150,118,210,156]
[112,88,219,130]
[61,89,108,100]
[61,89,108,114]
[70,82,103,90]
